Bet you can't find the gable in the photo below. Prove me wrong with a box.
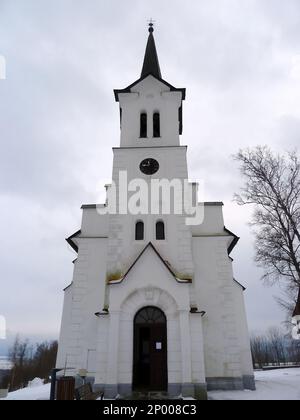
[224,227,240,255]
[114,74,186,102]
[130,75,172,96]
[108,242,191,285]
[66,230,81,253]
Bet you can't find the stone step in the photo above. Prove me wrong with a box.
[120,391,180,400]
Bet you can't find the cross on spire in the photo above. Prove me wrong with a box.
[148,18,155,33]
[141,19,161,79]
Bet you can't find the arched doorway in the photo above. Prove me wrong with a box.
[133,306,168,391]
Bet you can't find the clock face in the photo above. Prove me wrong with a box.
[140,158,160,175]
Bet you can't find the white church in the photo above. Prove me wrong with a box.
[56,25,255,399]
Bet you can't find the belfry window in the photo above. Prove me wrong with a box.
[135,221,144,241]
[156,221,165,240]
[153,113,160,138]
[140,113,147,138]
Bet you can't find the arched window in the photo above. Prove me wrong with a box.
[156,221,165,240]
[153,112,160,138]
[135,307,166,324]
[135,221,144,241]
[140,113,147,138]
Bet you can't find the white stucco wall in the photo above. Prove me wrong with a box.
[57,72,254,394]
[81,208,109,237]
[118,76,182,148]
[97,245,206,388]
[106,144,194,281]
[56,286,73,369]
[57,235,108,373]
[192,227,252,380]
[231,283,254,376]
[191,204,225,236]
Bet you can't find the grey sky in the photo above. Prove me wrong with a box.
[1,0,300,351]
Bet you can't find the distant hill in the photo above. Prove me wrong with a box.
[0,339,11,357]
[0,356,12,370]
[0,332,58,357]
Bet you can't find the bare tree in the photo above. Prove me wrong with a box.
[251,327,300,368]
[267,327,287,365]
[8,336,58,391]
[234,146,300,319]
[288,337,300,362]
[250,335,269,368]
[9,336,29,390]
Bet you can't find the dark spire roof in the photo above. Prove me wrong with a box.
[114,24,186,133]
[293,289,300,317]
[141,23,162,79]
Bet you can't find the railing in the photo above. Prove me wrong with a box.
[254,363,300,371]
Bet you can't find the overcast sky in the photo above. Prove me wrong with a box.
[1,0,300,352]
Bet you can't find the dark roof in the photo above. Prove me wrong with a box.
[114,75,186,102]
[204,202,224,206]
[81,204,99,209]
[224,227,240,255]
[109,242,192,285]
[66,230,81,253]
[81,204,101,210]
[63,282,73,292]
[233,278,246,291]
[293,291,300,317]
[141,30,162,79]
[114,26,186,134]
[82,201,223,210]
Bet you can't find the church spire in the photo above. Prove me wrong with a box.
[141,21,162,79]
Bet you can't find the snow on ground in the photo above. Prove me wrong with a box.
[2,383,51,400]
[1,368,300,400]
[209,368,300,400]
[28,378,44,388]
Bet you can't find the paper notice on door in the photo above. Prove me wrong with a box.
[156,342,162,350]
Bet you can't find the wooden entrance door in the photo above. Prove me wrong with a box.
[133,307,167,391]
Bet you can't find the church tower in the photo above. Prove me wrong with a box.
[56,25,255,399]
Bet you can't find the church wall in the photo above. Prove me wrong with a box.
[108,243,190,312]
[192,235,248,384]
[108,146,194,278]
[190,314,206,384]
[94,316,109,387]
[165,312,182,386]
[231,283,255,385]
[112,146,188,182]
[57,28,255,397]
[191,204,225,236]
[78,238,108,371]
[192,236,227,377]
[103,246,194,395]
[56,286,73,369]
[81,208,109,237]
[57,237,108,373]
[119,76,182,148]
